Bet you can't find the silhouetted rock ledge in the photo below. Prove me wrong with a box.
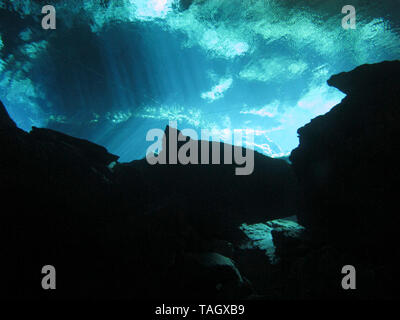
[30,126,119,166]
[290,60,400,298]
[0,100,297,299]
[327,60,400,95]
[123,125,298,240]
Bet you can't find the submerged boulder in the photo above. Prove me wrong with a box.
[179,252,251,299]
[270,220,306,259]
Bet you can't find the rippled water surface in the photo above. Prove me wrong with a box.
[0,0,399,160]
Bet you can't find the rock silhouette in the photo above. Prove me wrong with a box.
[0,100,297,299]
[290,60,400,298]
[1,60,399,299]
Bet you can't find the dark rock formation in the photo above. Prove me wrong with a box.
[271,219,306,259]
[125,125,298,242]
[0,100,297,299]
[0,101,145,299]
[30,127,119,166]
[0,100,16,128]
[290,60,400,298]
[179,252,251,299]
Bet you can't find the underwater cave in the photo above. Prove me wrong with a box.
[0,0,400,303]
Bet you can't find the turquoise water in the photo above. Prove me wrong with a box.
[0,0,399,161]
